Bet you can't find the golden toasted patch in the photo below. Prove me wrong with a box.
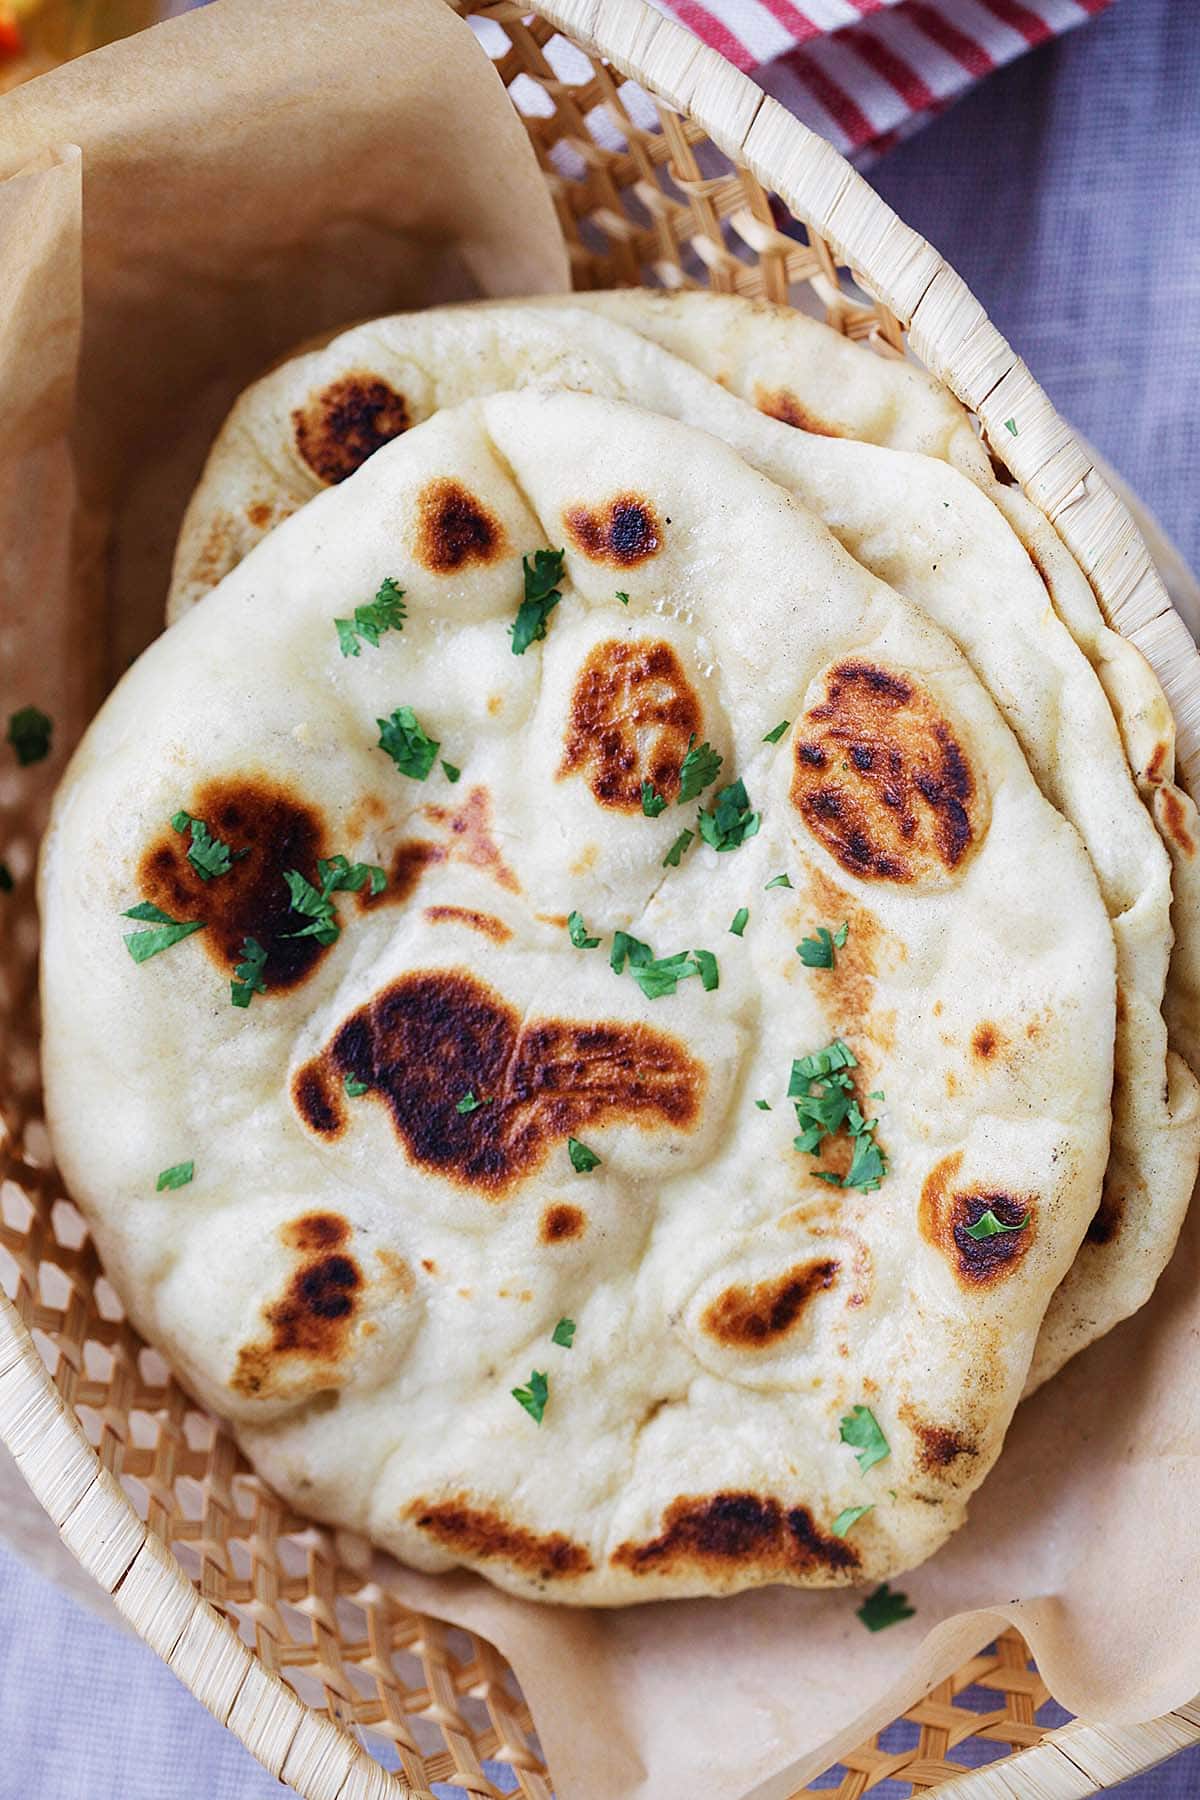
[971,1023,1003,1062]
[918,1152,1036,1287]
[611,1492,859,1577]
[411,1497,593,1579]
[559,638,702,811]
[1145,739,1170,784]
[755,386,842,437]
[292,373,409,484]
[791,662,981,883]
[415,477,506,573]
[424,787,521,893]
[540,1203,586,1243]
[138,773,331,993]
[423,905,512,943]
[1160,785,1197,855]
[701,1260,838,1348]
[899,1401,977,1477]
[294,969,703,1196]
[564,493,662,566]
[374,1247,415,1296]
[231,1212,362,1398]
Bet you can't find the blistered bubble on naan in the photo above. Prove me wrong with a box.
[791,662,983,884]
[558,638,703,810]
[563,493,662,567]
[699,1260,840,1350]
[293,372,410,484]
[919,1154,1037,1288]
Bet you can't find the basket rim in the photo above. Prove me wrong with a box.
[4,3,1200,1797]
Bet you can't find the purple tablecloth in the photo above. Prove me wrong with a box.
[2,0,1198,1793]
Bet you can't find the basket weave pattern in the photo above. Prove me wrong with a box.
[1,3,1196,1795]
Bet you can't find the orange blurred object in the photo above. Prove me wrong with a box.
[0,8,24,59]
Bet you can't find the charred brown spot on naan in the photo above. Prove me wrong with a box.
[1146,739,1170,784]
[919,1153,1036,1287]
[540,1203,586,1244]
[186,508,240,592]
[415,477,506,573]
[564,493,662,566]
[701,1260,838,1348]
[370,839,443,906]
[755,386,842,437]
[301,969,702,1196]
[293,1063,345,1138]
[1159,785,1197,855]
[138,773,333,992]
[423,905,512,943]
[559,639,702,810]
[899,1403,977,1476]
[1085,1174,1125,1246]
[292,373,409,484]
[791,663,981,883]
[364,791,519,910]
[231,1212,362,1398]
[971,1023,1003,1062]
[411,1498,593,1579]
[611,1492,859,1577]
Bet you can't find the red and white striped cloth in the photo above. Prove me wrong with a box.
[649,0,1111,162]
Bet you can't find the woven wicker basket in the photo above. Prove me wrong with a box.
[3,1,1200,1794]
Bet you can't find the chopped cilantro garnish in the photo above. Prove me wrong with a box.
[1004,417,1019,437]
[344,1075,368,1097]
[610,930,652,975]
[615,590,630,606]
[831,1503,874,1539]
[789,1040,857,1090]
[511,548,565,654]
[512,1369,548,1424]
[284,855,385,945]
[552,1317,576,1348]
[7,705,52,766]
[797,921,849,969]
[568,1137,601,1173]
[729,906,749,936]
[122,902,205,964]
[663,827,694,868]
[762,719,790,745]
[441,760,461,784]
[965,1207,1030,1241]
[567,910,600,949]
[231,936,267,1007]
[790,1040,886,1191]
[335,576,407,656]
[155,1161,194,1192]
[640,780,667,818]
[838,1134,887,1192]
[857,1584,915,1633]
[171,810,242,882]
[697,778,760,852]
[765,872,792,890]
[456,1089,491,1114]
[632,951,700,1000]
[693,948,719,991]
[755,1099,772,1111]
[0,862,13,893]
[869,1089,885,1101]
[677,736,723,804]
[839,1405,890,1473]
[377,706,439,779]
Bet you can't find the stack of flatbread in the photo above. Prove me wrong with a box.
[39,292,1200,1605]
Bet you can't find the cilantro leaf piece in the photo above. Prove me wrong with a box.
[834,922,849,948]
[857,1584,915,1633]
[831,1503,874,1539]
[512,1369,549,1424]
[552,1317,576,1348]
[765,872,792,891]
[568,1137,601,1173]
[755,1099,772,1111]
[610,930,652,974]
[841,1134,888,1193]
[334,576,407,656]
[677,736,723,804]
[231,936,268,1007]
[693,948,719,992]
[567,910,600,950]
[511,548,565,654]
[640,780,667,818]
[789,1041,857,1092]
[1004,417,1019,437]
[171,810,241,881]
[729,906,749,937]
[284,855,386,945]
[441,760,461,784]
[122,903,205,964]
[839,1405,890,1473]
[7,705,52,767]
[663,827,694,868]
[697,778,760,852]
[377,706,440,779]
[456,1089,491,1114]
[615,590,630,606]
[344,1075,368,1098]
[798,921,849,969]
[965,1207,1030,1241]
[762,719,790,745]
[0,861,12,893]
[632,952,699,1000]
[155,1161,194,1192]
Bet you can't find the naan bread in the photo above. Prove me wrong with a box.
[43,392,1116,1602]
[166,300,1199,1390]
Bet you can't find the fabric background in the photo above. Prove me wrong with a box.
[3,0,1198,1794]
